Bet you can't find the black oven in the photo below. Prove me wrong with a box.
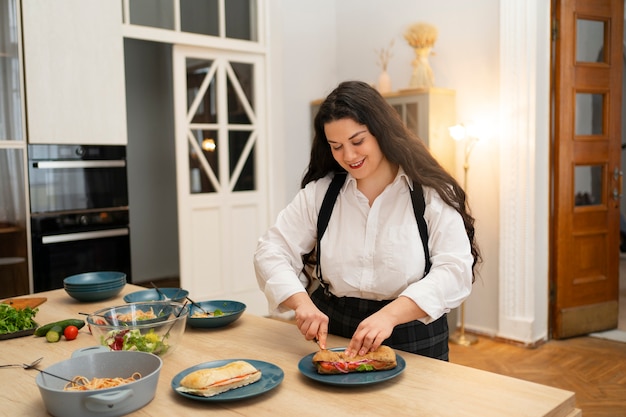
[30,210,131,292]
[28,144,132,292]
[28,144,128,214]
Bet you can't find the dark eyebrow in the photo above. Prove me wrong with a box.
[327,129,368,144]
[349,129,368,139]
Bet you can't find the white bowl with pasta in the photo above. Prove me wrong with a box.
[35,350,162,417]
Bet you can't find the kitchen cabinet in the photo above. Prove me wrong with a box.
[0,0,30,296]
[21,0,127,145]
[312,87,457,175]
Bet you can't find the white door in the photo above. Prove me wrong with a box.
[172,46,269,315]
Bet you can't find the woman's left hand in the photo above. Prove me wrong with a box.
[345,296,427,357]
[345,311,394,357]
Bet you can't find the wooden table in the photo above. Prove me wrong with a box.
[1,285,581,417]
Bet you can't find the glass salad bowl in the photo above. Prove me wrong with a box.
[86,301,188,357]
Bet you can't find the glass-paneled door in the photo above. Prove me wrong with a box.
[551,0,623,338]
[173,46,268,314]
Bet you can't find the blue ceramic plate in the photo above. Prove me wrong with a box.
[123,288,189,304]
[298,347,406,386]
[171,359,283,401]
[186,300,246,328]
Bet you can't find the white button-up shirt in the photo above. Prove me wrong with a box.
[254,168,473,324]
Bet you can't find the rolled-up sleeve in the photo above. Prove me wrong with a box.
[399,188,474,324]
[254,179,330,314]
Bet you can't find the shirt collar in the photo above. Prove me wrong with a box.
[343,166,413,191]
[397,166,413,190]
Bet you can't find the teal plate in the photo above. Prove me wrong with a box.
[172,359,283,401]
[298,347,406,386]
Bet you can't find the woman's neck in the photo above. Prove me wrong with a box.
[357,161,399,205]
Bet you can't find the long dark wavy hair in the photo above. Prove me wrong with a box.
[302,80,481,277]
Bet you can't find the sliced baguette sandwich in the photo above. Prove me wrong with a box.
[176,360,262,397]
[312,345,397,374]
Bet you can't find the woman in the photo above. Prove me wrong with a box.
[254,80,480,361]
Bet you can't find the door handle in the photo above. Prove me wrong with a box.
[33,160,126,169]
[41,228,129,244]
[613,167,622,200]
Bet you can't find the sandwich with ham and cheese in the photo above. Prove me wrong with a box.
[176,360,262,397]
[312,345,397,374]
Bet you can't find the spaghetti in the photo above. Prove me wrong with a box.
[63,372,142,391]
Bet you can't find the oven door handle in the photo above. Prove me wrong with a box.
[33,160,126,169]
[41,228,129,244]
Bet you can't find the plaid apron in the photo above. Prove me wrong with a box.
[311,286,449,361]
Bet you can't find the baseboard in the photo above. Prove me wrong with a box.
[589,329,626,343]
[461,329,548,349]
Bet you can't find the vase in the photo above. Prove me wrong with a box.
[409,47,434,89]
[377,70,392,94]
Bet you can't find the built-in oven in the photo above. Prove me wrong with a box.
[28,144,132,292]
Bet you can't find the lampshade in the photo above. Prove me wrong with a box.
[448,124,466,141]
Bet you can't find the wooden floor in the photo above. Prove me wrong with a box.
[449,335,626,417]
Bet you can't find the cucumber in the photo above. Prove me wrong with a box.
[35,319,85,337]
[45,325,63,343]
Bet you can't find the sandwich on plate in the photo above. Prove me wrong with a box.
[176,360,262,397]
[312,345,397,374]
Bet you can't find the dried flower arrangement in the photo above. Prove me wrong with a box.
[404,22,438,49]
[375,39,395,71]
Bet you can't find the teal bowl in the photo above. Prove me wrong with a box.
[123,288,189,304]
[64,286,124,302]
[64,271,126,286]
[187,300,246,328]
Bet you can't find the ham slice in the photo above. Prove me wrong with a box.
[176,360,262,397]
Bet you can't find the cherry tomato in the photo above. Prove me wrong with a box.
[63,325,79,340]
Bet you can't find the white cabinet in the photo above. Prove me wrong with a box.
[312,88,456,175]
[383,88,456,175]
[21,0,127,145]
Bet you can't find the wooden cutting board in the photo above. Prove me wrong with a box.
[1,297,47,309]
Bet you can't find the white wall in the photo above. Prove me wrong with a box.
[270,0,549,342]
[267,0,338,213]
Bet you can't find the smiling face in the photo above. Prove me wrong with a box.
[325,118,392,184]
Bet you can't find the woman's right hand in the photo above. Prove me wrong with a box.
[283,293,329,348]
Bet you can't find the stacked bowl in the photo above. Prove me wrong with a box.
[63,271,127,302]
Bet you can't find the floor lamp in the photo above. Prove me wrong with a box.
[448,124,478,346]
